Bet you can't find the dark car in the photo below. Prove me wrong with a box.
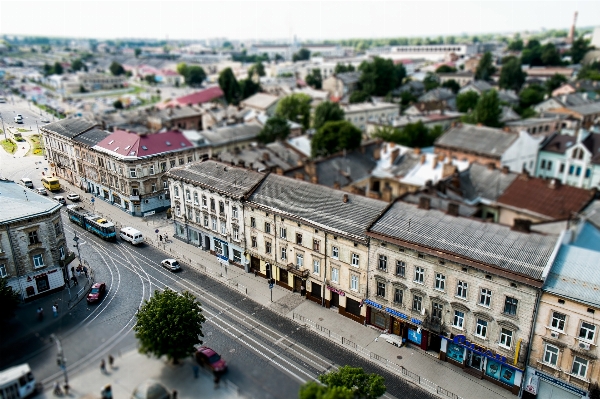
[195,346,227,373]
[87,282,106,303]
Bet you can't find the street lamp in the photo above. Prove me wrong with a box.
[73,232,82,266]
[51,334,69,390]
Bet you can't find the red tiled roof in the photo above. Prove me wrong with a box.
[497,176,595,220]
[95,130,193,158]
[175,87,224,105]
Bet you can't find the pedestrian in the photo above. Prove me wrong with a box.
[63,383,70,395]
[300,284,306,296]
[171,390,178,399]
[71,275,78,286]
[71,266,75,278]
[101,384,112,399]
[192,364,199,379]
[100,359,106,374]
[83,266,88,278]
[213,373,220,389]
[53,381,62,396]
[37,307,44,321]
[165,233,168,242]
[52,304,58,318]
[159,234,163,242]
[108,354,114,369]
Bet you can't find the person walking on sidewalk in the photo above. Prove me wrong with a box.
[83,266,88,278]
[171,390,178,399]
[192,364,199,379]
[37,307,44,321]
[53,381,62,396]
[71,266,75,278]
[52,304,58,318]
[108,354,114,369]
[100,359,106,374]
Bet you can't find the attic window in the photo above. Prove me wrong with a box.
[180,142,186,147]
[166,141,171,146]
[125,145,131,150]
[129,151,136,155]
[114,147,119,151]
[108,140,114,145]
[142,146,148,150]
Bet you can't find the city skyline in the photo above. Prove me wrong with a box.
[0,0,598,42]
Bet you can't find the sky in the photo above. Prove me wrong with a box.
[0,0,598,42]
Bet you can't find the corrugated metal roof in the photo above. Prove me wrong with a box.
[458,163,518,202]
[42,118,98,139]
[248,174,388,241]
[369,201,558,280]
[0,180,61,223]
[72,128,110,147]
[435,124,518,158]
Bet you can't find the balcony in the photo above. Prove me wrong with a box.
[285,263,309,278]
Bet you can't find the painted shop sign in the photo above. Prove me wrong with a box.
[535,370,587,396]
[452,335,520,371]
[26,268,59,282]
[326,286,345,296]
[364,300,422,325]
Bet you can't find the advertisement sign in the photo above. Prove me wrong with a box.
[446,342,465,364]
[408,328,422,345]
[535,371,587,396]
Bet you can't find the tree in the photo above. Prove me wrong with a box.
[239,77,260,100]
[519,84,545,109]
[358,57,405,96]
[498,57,527,91]
[545,73,568,95]
[507,39,524,51]
[144,74,156,85]
[113,99,124,109]
[311,121,362,158]
[305,69,323,89]
[249,61,266,77]
[275,93,312,130]
[53,62,64,75]
[313,102,345,130]
[316,366,386,399]
[222,41,233,49]
[257,116,291,143]
[134,48,142,58]
[299,381,354,399]
[474,52,496,81]
[71,59,85,72]
[0,277,20,324]
[578,62,600,81]
[109,61,125,76]
[334,63,355,74]
[540,43,562,66]
[441,79,460,94]
[185,66,207,86]
[218,67,242,105]
[349,91,371,104]
[435,65,457,73]
[472,90,502,127]
[134,288,205,364]
[372,121,440,148]
[423,72,439,92]
[399,91,417,110]
[292,48,311,62]
[176,62,189,77]
[571,37,592,64]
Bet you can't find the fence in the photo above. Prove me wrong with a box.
[292,312,464,399]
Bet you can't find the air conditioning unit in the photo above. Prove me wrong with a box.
[550,331,560,339]
[579,341,591,350]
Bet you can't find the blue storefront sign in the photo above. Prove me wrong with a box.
[451,335,512,367]
[364,299,382,309]
[407,328,422,345]
[365,300,422,326]
[535,370,587,396]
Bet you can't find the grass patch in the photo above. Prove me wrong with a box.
[17,128,30,133]
[1,139,17,154]
[29,134,45,156]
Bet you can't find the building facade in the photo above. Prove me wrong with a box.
[342,102,400,131]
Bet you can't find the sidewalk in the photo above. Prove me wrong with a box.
[36,348,238,399]
[62,181,514,399]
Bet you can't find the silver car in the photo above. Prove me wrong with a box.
[161,259,181,271]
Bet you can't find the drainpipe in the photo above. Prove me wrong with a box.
[322,233,328,307]
[519,289,541,399]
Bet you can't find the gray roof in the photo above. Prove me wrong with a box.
[419,87,455,102]
[72,128,110,147]
[567,102,600,115]
[241,93,280,110]
[499,106,521,123]
[505,117,559,127]
[41,118,98,139]
[461,80,493,93]
[248,174,388,241]
[199,123,262,146]
[402,194,478,217]
[435,124,518,158]
[457,163,519,202]
[335,72,361,85]
[167,160,266,199]
[369,201,558,280]
[582,200,600,230]
[497,89,519,104]
[0,180,61,224]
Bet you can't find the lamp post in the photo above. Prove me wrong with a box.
[0,114,6,140]
[51,334,69,389]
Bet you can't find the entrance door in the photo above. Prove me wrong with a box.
[204,235,210,250]
[392,319,401,336]
[311,282,322,298]
[537,381,580,399]
[330,292,339,308]
[250,256,260,273]
[279,269,289,286]
[293,276,302,292]
[429,334,442,352]
[468,351,484,371]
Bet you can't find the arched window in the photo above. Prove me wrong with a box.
[193,192,199,204]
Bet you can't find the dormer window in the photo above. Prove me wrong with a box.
[166,141,171,146]
[108,140,114,145]
[572,148,584,160]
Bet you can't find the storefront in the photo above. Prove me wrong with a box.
[364,299,425,349]
[441,335,523,395]
[9,267,65,301]
[523,368,588,399]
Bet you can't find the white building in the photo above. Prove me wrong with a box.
[368,44,479,62]
[342,102,400,131]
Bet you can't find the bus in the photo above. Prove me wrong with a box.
[41,177,61,192]
[67,205,117,241]
[0,363,40,399]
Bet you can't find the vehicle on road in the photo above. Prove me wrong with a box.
[195,346,227,373]
[40,117,50,123]
[87,282,106,303]
[35,187,47,195]
[161,259,181,271]
[41,176,60,192]
[120,227,144,245]
[67,205,117,241]
[0,363,40,399]
[14,114,23,123]
[19,177,34,189]
[67,193,80,202]
[53,195,66,205]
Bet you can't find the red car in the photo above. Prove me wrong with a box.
[195,346,227,373]
[87,283,106,303]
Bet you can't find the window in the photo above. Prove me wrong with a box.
[202,195,207,207]
[296,233,302,245]
[579,322,596,342]
[0,263,7,278]
[194,192,199,204]
[280,227,287,239]
[412,295,422,312]
[265,241,272,254]
[170,160,176,168]
[476,319,488,338]
[350,275,358,291]
[479,288,492,307]
[331,268,339,283]
[432,303,443,319]
[351,253,359,267]
[378,255,387,271]
[504,297,518,316]
[211,217,217,231]
[571,356,589,378]
[233,227,239,241]
[377,281,386,297]
[332,246,339,259]
[394,288,403,304]
[210,198,215,211]
[281,247,287,260]
[543,344,559,366]
[204,214,209,227]
[456,281,468,299]
[435,273,445,291]
[160,162,167,172]
[541,160,546,169]
[54,223,62,236]
[251,236,257,248]
[313,259,320,274]
[185,190,191,201]
[174,187,180,197]
[195,211,200,223]
[313,239,320,252]
[414,267,424,284]
[219,201,224,214]
[232,207,238,219]
[453,310,465,329]
[551,312,566,331]
[32,254,44,268]
[500,328,513,349]
[296,253,304,267]
[151,183,157,192]
[28,230,39,245]
[187,208,193,219]
[233,250,242,263]
[547,161,553,170]
[395,260,406,277]
[559,163,565,173]
[220,221,226,235]
[129,168,137,178]
[250,217,256,228]
[179,158,184,165]
[265,222,271,234]
[163,181,168,189]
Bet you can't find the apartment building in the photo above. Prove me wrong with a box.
[342,102,400,131]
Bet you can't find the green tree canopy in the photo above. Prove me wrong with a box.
[113,99,124,109]
[176,62,189,76]
[472,89,502,127]
[349,91,371,104]
[144,74,156,85]
[435,65,457,73]
[305,69,323,89]
[334,63,355,74]
[507,39,524,51]
[373,121,442,148]
[218,67,242,105]
[293,48,311,62]
[311,121,362,158]
[257,116,291,144]
[474,52,496,81]
[239,77,261,100]
[456,91,480,113]
[317,366,386,399]
[299,382,354,399]
[134,288,205,363]
[185,66,207,86]
[423,72,440,92]
[519,84,546,109]
[134,48,142,58]
[313,101,345,130]
[545,73,568,95]
[249,61,266,77]
[570,37,592,64]
[441,79,460,94]
[578,62,600,81]
[71,59,85,72]
[275,93,312,130]
[0,277,20,323]
[109,61,125,76]
[53,62,64,75]
[540,43,562,66]
[498,57,527,91]
[357,57,406,96]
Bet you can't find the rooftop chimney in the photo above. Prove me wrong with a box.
[275,167,284,175]
[548,178,561,189]
[432,158,438,169]
[418,196,431,210]
[442,163,457,179]
[343,194,349,203]
[447,202,460,217]
[373,146,381,160]
[333,181,341,189]
[512,218,531,233]
[311,176,318,184]
[501,165,509,174]
[487,163,495,171]
[390,148,400,165]
[414,147,421,155]
[294,172,305,181]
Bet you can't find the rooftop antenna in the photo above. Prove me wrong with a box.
[23,189,29,201]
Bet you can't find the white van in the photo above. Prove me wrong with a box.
[20,177,34,189]
[120,227,144,245]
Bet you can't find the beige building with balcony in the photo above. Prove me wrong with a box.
[244,173,387,323]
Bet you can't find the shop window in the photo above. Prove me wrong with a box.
[395,260,405,277]
[453,310,464,329]
[571,356,588,378]
[475,319,488,338]
[543,344,559,366]
[479,288,492,307]
[376,281,386,298]
[503,297,518,316]
[233,250,242,263]
[551,311,566,331]
[499,328,513,349]
[579,322,596,342]
[456,281,468,299]
[412,294,422,312]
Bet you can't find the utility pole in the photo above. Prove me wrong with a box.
[1,114,6,140]
[51,334,69,388]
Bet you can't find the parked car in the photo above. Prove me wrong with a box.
[40,117,50,123]
[195,346,227,373]
[87,283,106,303]
[14,114,23,123]
[20,177,34,189]
[67,193,80,202]
[53,196,66,205]
[161,259,180,271]
[35,187,47,195]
